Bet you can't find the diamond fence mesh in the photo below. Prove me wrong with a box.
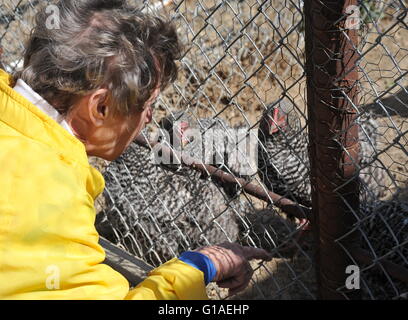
[0,0,406,299]
[304,0,407,300]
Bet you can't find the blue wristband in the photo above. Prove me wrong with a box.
[179,251,217,285]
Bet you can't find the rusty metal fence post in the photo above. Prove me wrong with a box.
[305,0,362,299]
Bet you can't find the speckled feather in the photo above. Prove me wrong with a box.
[160,111,256,198]
[360,198,408,299]
[96,139,246,266]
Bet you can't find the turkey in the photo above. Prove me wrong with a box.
[159,111,257,198]
[257,99,389,207]
[95,131,246,267]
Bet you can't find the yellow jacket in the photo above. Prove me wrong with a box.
[0,69,208,300]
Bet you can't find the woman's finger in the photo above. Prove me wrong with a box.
[242,246,273,261]
[217,262,253,292]
[228,271,253,296]
[216,262,249,288]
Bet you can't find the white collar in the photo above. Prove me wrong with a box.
[13,79,74,136]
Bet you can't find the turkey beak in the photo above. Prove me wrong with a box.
[269,108,286,134]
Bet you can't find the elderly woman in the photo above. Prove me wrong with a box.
[0,0,271,299]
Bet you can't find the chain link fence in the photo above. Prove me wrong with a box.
[309,0,407,300]
[0,0,406,299]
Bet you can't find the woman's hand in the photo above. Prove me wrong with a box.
[196,242,272,296]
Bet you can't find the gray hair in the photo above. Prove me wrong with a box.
[15,0,181,115]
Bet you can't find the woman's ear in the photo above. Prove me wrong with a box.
[88,88,110,127]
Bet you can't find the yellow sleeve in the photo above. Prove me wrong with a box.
[125,258,209,300]
[0,137,208,300]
